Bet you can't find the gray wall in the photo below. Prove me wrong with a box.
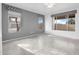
[2,4,45,41]
[0,3,2,55]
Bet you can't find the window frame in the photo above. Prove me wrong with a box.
[52,13,76,31]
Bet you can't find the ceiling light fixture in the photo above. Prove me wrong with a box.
[44,3,55,8]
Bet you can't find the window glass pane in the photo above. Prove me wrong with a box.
[38,17,43,24]
[11,18,16,21]
[56,19,68,24]
[68,18,75,31]
[69,14,75,18]
[54,19,68,31]
[38,17,44,29]
[55,16,66,19]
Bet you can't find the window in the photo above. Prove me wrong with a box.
[8,11,21,33]
[54,16,68,31]
[68,14,75,31]
[38,17,43,24]
[52,10,76,31]
[38,17,44,29]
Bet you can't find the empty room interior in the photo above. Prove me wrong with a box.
[0,3,79,55]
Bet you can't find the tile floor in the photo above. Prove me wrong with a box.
[2,33,79,55]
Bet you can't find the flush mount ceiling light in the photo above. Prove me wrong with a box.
[44,3,55,8]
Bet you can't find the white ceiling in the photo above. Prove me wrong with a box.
[7,3,79,15]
